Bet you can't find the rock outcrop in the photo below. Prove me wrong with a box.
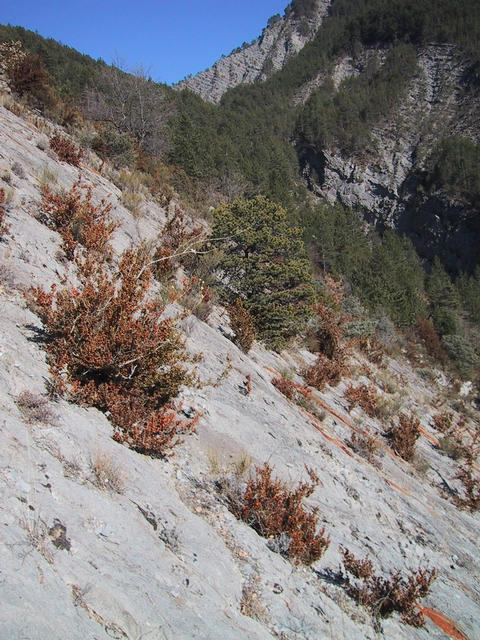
[298,44,480,273]
[175,1,330,103]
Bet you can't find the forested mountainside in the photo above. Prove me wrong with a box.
[1,1,480,638]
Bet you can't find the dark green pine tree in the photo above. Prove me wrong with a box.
[427,256,460,335]
[212,196,315,350]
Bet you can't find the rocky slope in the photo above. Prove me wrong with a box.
[175,0,330,103]
[297,43,480,274]
[0,95,479,640]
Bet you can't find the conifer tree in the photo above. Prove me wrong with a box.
[212,196,315,350]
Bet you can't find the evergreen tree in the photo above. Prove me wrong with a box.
[427,257,459,335]
[212,196,315,350]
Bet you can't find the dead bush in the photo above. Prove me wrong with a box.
[15,390,57,425]
[454,453,480,512]
[90,452,125,493]
[340,547,437,627]
[228,298,257,353]
[228,462,330,565]
[272,375,311,404]
[432,410,455,433]
[302,351,347,391]
[41,181,116,260]
[28,244,195,457]
[386,412,421,461]
[344,383,379,418]
[305,304,342,358]
[347,429,381,464]
[49,133,82,166]
[151,208,205,279]
[1,42,53,108]
[416,317,446,364]
[0,188,9,238]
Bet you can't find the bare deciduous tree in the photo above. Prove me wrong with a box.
[84,58,175,156]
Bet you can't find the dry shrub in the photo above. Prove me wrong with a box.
[28,244,195,457]
[49,133,82,166]
[272,375,311,403]
[387,412,420,461]
[347,429,380,464]
[432,409,455,433]
[1,42,52,107]
[41,181,116,260]
[344,383,379,418]
[305,305,342,358]
[454,454,480,512]
[302,352,347,391]
[91,452,125,493]
[16,390,57,425]
[416,317,446,363]
[0,188,9,238]
[152,208,205,279]
[353,334,384,365]
[228,462,330,565]
[228,298,257,353]
[340,547,437,627]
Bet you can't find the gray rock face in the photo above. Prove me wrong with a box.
[175,1,330,103]
[299,44,480,272]
[0,98,479,640]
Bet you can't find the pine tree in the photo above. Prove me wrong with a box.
[212,196,315,350]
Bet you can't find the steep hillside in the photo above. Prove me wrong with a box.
[1,84,480,640]
[175,0,330,103]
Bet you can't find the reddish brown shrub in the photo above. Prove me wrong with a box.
[305,305,342,358]
[28,244,194,456]
[432,409,455,433]
[347,429,380,464]
[387,412,421,461]
[228,298,257,353]
[6,51,53,107]
[272,376,311,403]
[454,453,480,512]
[341,548,437,627]
[302,351,347,391]
[152,207,205,279]
[416,317,446,363]
[229,463,330,565]
[344,383,379,418]
[354,334,384,365]
[0,188,9,238]
[49,133,82,166]
[41,182,116,260]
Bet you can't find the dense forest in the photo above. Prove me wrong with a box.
[1,0,480,377]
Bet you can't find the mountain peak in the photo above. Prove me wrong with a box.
[175,0,331,103]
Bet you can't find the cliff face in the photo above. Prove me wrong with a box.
[175,0,331,103]
[298,44,480,273]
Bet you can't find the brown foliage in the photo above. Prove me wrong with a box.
[41,182,116,260]
[347,429,380,464]
[432,409,455,433]
[229,463,330,565]
[0,188,9,238]
[6,50,52,106]
[354,334,384,365]
[387,412,421,461]
[454,454,480,512]
[306,305,342,358]
[302,351,347,391]
[228,298,257,353]
[49,133,82,166]
[341,548,437,627]
[28,244,194,456]
[416,317,446,363]
[344,383,379,418]
[151,207,205,278]
[272,376,311,403]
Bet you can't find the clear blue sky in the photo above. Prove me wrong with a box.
[1,0,288,85]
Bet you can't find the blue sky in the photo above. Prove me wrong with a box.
[1,0,288,85]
